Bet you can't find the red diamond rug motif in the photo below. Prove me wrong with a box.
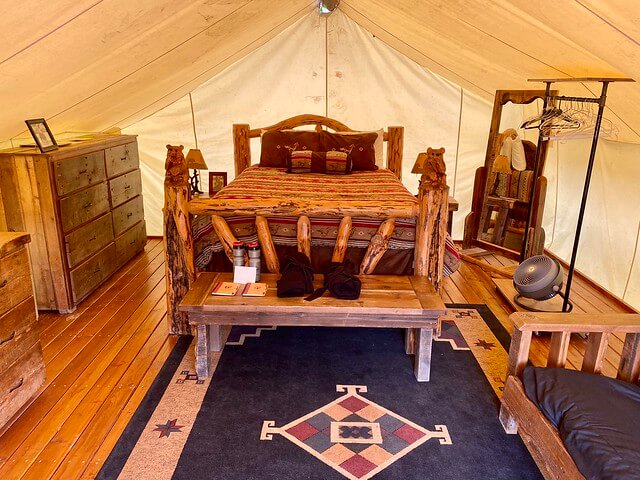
[260,385,452,480]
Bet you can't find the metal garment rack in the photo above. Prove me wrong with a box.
[524,77,634,312]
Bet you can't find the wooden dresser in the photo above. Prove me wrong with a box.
[0,135,146,312]
[0,232,45,432]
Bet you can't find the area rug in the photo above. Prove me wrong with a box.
[99,305,542,480]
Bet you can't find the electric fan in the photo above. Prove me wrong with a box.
[513,255,573,312]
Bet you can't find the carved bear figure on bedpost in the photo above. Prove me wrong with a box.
[414,147,448,293]
[164,145,195,335]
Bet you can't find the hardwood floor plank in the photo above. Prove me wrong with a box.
[0,272,165,475]
[22,306,168,480]
[39,241,164,350]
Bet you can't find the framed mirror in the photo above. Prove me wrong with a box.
[463,89,555,260]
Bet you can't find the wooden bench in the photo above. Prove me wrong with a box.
[179,273,446,381]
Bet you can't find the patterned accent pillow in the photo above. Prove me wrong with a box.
[322,151,351,175]
[287,150,313,173]
[286,150,352,175]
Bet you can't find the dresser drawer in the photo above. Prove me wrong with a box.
[112,196,144,235]
[110,170,142,208]
[59,182,110,233]
[54,151,106,196]
[0,298,38,373]
[65,213,115,268]
[0,247,33,317]
[70,244,117,302]
[106,142,139,178]
[115,221,146,267]
[0,345,45,429]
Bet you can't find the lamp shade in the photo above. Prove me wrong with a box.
[186,148,207,170]
[411,152,427,174]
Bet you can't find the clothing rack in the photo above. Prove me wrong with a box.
[525,77,634,312]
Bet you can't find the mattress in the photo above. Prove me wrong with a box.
[193,166,419,273]
[210,165,418,206]
[523,366,640,480]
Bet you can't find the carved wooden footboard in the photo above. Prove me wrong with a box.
[163,115,448,335]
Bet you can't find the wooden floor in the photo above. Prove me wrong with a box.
[0,240,634,479]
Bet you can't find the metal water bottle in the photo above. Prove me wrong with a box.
[247,242,261,281]
[232,241,245,267]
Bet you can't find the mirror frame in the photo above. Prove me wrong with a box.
[463,89,556,260]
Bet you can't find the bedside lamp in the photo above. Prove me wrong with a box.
[411,152,427,174]
[186,148,207,195]
[186,92,208,195]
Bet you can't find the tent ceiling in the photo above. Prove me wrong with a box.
[1,0,639,142]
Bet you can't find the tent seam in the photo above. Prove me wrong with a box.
[339,1,492,97]
[452,88,463,198]
[0,0,105,66]
[99,2,317,131]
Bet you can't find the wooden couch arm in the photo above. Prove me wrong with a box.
[507,312,640,384]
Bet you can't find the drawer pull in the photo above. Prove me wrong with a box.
[93,267,102,274]
[129,240,136,245]
[84,202,93,209]
[89,235,97,241]
[124,184,131,190]
[0,279,7,289]
[126,212,133,218]
[0,331,15,345]
[79,169,88,175]
[9,378,24,393]
[120,156,128,161]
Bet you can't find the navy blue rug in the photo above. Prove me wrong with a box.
[172,320,541,479]
[99,304,541,480]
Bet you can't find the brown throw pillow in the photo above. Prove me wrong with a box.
[321,131,378,171]
[260,130,321,168]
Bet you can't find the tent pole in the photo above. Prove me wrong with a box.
[562,81,609,312]
[521,82,551,261]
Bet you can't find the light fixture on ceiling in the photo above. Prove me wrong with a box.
[319,0,340,15]
[186,93,208,195]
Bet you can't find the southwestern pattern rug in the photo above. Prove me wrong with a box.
[99,305,541,479]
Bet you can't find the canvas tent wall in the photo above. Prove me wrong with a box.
[1,1,640,310]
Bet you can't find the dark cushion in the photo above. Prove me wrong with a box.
[523,366,640,480]
[260,130,321,168]
[321,131,377,171]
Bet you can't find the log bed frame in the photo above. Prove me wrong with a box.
[163,114,449,335]
[499,312,640,480]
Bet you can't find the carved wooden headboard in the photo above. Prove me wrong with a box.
[232,114,404,179]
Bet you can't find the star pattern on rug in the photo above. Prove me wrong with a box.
[176,370,205,385]
[474,339,496,350]
[153,419,184,438]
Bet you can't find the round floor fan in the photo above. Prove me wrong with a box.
[513,255,573,312]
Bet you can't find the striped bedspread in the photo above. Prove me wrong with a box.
[211,166,418,205]
[193,167,418,269]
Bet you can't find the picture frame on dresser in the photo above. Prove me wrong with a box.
[25,118,58,153]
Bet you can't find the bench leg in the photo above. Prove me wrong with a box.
[414,327,433,382]
[209,325,222,352]
[405,328,416,355]
[196,324,212,378]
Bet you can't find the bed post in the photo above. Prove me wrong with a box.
[386,126,404,179]
[414,148,448,292]
[163,145,195,335]
[233,124,251,177]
